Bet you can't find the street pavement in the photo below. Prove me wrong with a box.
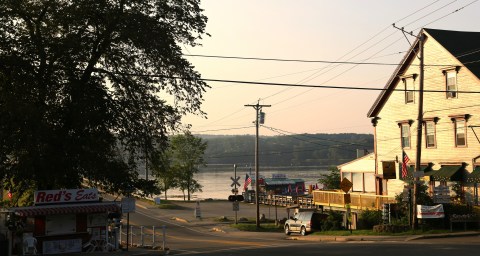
[77,198,480,256]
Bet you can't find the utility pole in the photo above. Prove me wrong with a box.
[245,101,271,227]
[413,32,425,230]
[393,24,425,230]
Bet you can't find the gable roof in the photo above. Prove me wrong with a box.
[367,28,480,118]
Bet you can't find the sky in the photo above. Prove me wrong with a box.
[181,0,480,136]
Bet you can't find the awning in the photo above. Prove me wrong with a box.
[467,166,480,183]
[263,178,296,186]
[430,165,465,182]
[11,202,121,217]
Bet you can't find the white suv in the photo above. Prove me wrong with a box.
[284,211,326,236]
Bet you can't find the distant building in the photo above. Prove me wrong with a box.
[261,174,305,196]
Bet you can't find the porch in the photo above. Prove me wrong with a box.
[312,190,396,210]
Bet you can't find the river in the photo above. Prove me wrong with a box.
[155,166,329,200]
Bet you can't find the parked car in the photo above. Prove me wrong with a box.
[284,211,327,236]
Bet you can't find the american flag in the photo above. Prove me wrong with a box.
[244,174,251,191]
[402,151,410,178]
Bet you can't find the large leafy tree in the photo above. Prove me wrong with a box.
[151,150,178,200]
[169,131,206,201]
[0,0,208,196]
[318,166,341,190]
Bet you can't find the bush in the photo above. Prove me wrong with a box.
[357,209,382,229]
[321,211,343,231]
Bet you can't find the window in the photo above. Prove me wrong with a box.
[401,123,411,148]
[364,173,376,193]
[403,77,415,103]
[425,121,436,148]
[455,119,466,147]
[352,173,363,192]
[446,71,457,98]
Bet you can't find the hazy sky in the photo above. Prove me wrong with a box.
[181,0,480,136]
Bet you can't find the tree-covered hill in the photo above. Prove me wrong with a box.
[199,133,373,167]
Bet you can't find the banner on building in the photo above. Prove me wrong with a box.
[416,204,445,219]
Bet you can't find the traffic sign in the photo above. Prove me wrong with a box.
[340,178,353,193]
[230,176,241,187]
[233,201,240,211]
[121,197,136,213]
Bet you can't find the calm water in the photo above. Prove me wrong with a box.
[157,166,328,200]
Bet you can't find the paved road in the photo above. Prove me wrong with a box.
[123,199,299,254]
[108,198,480,255]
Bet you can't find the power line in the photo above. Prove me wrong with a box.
[190,125,253,133]
[198,77,480,93]
[184,53,461,67]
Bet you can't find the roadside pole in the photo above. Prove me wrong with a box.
[245,101,271,227]
[234,164,238,224]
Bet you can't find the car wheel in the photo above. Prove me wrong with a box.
[300,226,306,236]
[284,225,291,235]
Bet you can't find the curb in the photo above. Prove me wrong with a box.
[285,231,480,242]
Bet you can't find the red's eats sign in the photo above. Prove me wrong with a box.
[34,188,99,205]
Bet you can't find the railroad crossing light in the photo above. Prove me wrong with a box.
[228,195,244,202]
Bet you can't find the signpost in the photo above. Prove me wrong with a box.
[231,164,240,224]
[340,178,353,231]
[194,200,201,218]
[121,197,136,252]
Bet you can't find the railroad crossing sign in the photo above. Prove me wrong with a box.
[340,178,353,193]
[230,176,241,187]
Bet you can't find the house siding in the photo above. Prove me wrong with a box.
[374,32,480,198]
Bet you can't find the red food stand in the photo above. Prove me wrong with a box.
[9,188,121,254]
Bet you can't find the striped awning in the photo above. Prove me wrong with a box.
[467,166,480,183]
[11,202,120,217]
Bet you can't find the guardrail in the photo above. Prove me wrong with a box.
[312,190,396,210]
[119,225,166,250]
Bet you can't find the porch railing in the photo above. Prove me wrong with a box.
[312,190,396,210]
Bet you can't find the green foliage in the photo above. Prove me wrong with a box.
[231,223,283,232]
[395,182,433,219]
[151,151,178,200]
[0,1,208,195]
[321,211,344,231]
[200,134,373,166]
[357,209,383,229]
[451,182,465,204]
[169,131,207,201]
[318,166,341,190]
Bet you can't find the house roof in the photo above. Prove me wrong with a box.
[367,28,480,118]
[337,152,375,173]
